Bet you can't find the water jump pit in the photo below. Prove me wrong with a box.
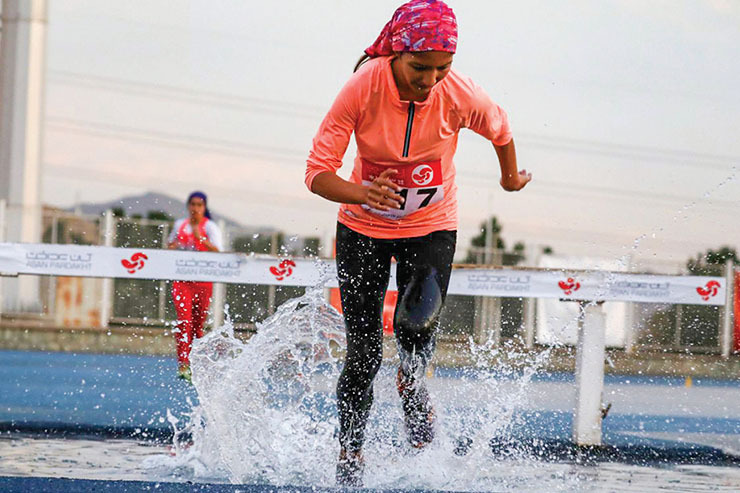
[3,287,740,492]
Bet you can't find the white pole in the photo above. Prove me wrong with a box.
[46,212,57,315]
[523,245,540,348]
[0,0,47,311]
[721,260,735,358]
[573,301,606,446]
[623,255,636,353]
[481,212,499,344]
[99,210,115,328]
[0,198,5,315]
[321,228,335,302]
[0,199,5,242]
[267,231,278,314]
[473,249,485,343]
[321,227,334,259]
[523,295,536,348]
[490,248,502,344]
[210,219,228,329]
[157,222,169,322]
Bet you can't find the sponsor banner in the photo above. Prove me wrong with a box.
[0,243,726,305]
[447,268,726,306]
[0,243,339,287]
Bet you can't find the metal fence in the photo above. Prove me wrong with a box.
[0,206,733,354]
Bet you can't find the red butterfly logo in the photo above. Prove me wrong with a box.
[269,259,296,281]
[121,252,148,274]
[558,277,581,296]
[696,280,721,301]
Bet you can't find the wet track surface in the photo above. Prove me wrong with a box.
[3,349,740,491]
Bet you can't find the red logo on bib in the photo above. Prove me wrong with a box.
[411,164,434,186]
[121,252,148,274]
[361,159,442,188]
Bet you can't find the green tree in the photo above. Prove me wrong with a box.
[642,246,735,350]
[463,216,525,266]
[42,219,92,245]
[112,213,173,321]
[303,236,321,256]
[687,246,737,276]
[147,210,173,222]
[232,232,284,255]
[469,216,505,249]
[683,246,734,348]
[460,216,531,340]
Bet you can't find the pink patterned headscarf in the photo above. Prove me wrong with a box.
[365,0,457,58]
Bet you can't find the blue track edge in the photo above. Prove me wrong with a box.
[0,476,452,493]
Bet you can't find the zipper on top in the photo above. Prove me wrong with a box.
[402,101,415,158]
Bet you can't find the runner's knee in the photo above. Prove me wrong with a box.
[394,266,443,353]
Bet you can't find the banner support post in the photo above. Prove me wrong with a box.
[0,199,5,316]
[210,219,228,329]
[99,210,115,328]
[721,259,735,358]
[573,300,606,446]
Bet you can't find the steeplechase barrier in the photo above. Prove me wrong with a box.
[0,242,734,446]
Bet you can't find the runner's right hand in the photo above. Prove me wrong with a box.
[364,169,405,210]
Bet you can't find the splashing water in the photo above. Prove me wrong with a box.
[158,284,556,491]
[173,285,346,485]
[625,164,737,268]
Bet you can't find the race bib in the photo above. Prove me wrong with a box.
[360,159,444,219]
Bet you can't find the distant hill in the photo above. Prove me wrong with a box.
[71,191,264,231]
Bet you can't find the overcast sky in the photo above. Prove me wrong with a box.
[39,0,740,265]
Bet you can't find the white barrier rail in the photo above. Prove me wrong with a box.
[0,242,732,448]
[0,242,727,305]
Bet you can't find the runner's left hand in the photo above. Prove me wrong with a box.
[501,169,532,191]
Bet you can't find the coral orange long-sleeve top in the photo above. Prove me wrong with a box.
[305,56,512,239]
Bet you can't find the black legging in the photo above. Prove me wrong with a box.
[335,222,456,452]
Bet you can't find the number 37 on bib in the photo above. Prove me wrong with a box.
[361,159,444,219]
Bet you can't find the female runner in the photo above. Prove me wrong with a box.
[167,191,223,381]
[305,0,531,485]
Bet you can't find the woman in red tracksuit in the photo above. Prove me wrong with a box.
[167,191,223,381]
